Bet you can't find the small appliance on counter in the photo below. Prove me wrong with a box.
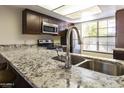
[37,39,55,49]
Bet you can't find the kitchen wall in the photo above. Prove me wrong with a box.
[0,5,113,58]
[0,5,57,45]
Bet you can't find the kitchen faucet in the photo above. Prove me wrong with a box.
[65,26,82,69]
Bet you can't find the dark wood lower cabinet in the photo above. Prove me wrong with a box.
[8,63,33,88]
[13,74,33,88]
[0,54,33,88]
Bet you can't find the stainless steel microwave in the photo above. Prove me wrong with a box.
[42,22,58,34]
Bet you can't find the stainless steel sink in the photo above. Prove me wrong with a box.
[78,60,124,76]
[52,55,85,65]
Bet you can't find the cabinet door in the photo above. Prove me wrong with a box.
[116,9,124,48]
[23,10,41,34]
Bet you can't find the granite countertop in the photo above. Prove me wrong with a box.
[1,45,124,88]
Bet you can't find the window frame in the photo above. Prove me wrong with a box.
[82,17,116,54]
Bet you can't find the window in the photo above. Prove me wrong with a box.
[82,17,115,53]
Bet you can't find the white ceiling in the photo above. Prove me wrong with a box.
[39,5,101,19]
[14,5,124,23]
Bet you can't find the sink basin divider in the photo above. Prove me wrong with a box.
[75,59,92,66]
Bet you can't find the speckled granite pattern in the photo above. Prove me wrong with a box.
[1,45,124,88]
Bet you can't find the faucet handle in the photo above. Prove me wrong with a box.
[55,45,63,57]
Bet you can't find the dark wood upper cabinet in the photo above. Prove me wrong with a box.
[22,9,41,34]
[116,9,124,48]
[22,9,71,35]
